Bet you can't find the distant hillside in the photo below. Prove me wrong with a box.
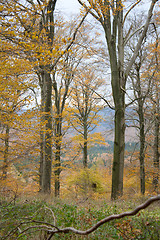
[92,107,138,142]
[87,141,139,162]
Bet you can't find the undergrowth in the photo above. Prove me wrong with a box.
[0,195,159,240]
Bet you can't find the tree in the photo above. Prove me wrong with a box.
[70,66,105,168]
[151,79,160,192]
[126,12,160,194]
[129,51,152,195]
[0,0,57,193]
[52,18,105,196]
[0,0,88,194]
[52,54,76,197]
[77,0,158,199]
[127,26,152,195]
[147,29,160,192]
[0,39,36,179]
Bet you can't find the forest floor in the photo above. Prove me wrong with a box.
[0,192,160,240]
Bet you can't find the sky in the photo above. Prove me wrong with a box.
[56,0,80,15]
[55,0,153,16]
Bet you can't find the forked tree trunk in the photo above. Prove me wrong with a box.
[104,4,126,199]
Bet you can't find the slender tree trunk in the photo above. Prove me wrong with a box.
[138,104,145,195]
[54,141,61,197]
[54,115,62,197]
[39,78,45,191]
[54,116,62,197]
[2,125,9,179]
[83,119,88,168]
[135,64,146,195]
[39,122,45,191]
[83,118,88,193]
[153,97,159,191]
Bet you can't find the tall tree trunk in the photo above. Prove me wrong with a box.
[39,77,45,191]
[103,1,126,199]
[41,71,52,194]
[2,125,9,179]
[39,121,45,191]
[111,89,125,199]
[138,104,145,195]
[153,96,159,191]
[38,0,56,193]
[135,63,146,195]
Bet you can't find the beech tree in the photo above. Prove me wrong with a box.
[147,33,160,192]
[52,54,76,197]
[0,27,38,181]
[126,12,159,194]
[0,0,57,193]
[152,79,160,192]
[70,66,105,168]
[77,0,158,199]
[127,26,152,195]
[129,49,153,195]
[0,0,88,194]
[0,37,36,179]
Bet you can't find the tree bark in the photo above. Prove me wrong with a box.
[39,74,45,191]
[112,98,125,198]
[153,93,159,191]
[83,118,88,168]
[138,103,145,195]
[38,0,57,194]
[40,70,52,194]
[136,64,146,194]
[54,115,62,197]
[2,125,9,179]
[103,1,126,199]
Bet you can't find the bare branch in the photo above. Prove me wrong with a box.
[124,25,144,46]
[123,0,142,26]
[125,0,158,79]
[47,195,160,239]
[51,10,89,70]
[4,196,160,240]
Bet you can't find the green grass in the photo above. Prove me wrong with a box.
[0,196,159,239]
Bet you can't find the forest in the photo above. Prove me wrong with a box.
[0,0,160,239]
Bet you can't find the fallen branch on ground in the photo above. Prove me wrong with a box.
[3,195,160,240]
[47,195,160,239]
